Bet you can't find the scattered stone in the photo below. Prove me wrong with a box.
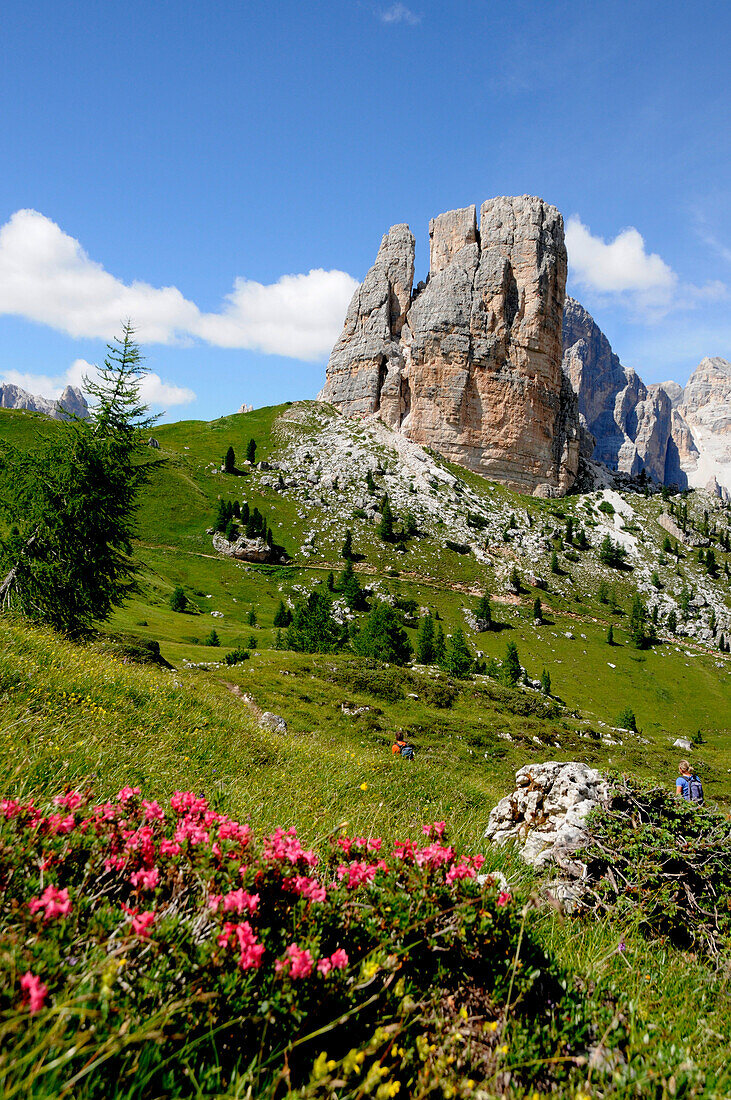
[673,737,693,751]
[259,712,287,734]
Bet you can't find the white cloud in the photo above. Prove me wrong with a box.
[0,357,196,409]
[0,209,358,360]
[379,4,420,25]
[566,215,727,319]
[194,269,359,359]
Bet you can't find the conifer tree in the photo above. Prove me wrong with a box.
[246,438,257,463]
[502,641,521,685]
[550,550,560,574]
[205,629,220,647]
[0,322,160,635]
[606,624,614,645]
[170,585,187,613]
[286,589,342,653]
[341,529,354,560]
[433,622,446,666]
[444,627,472,678]
[339,559,366,610]
[377,497,395,542]
[540,667,551,695]
[666,608,677,633]
[352,601,412,665]
[273,600,291,628]
[326,570,335,591]
[475,594,492,628]
[416,612,435,664]
[224,518,237,542]
[533,596,543,622]
[224,446,236,473]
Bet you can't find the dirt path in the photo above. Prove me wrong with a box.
[221,680,262,718]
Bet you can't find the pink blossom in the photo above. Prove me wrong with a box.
[496,891,511,907]
[159,839,182,857]
[1,798,22,819]
[218,820,251,845]
[130,868,159,891]
[53,791,84,810]
[367,838,383,853]
[124,825,156,863]
[45,813,75,835]
[446,861,476,884]
[131,910,156,937]
[29,885,72,920]
[263,827,318,868]
[217,921,265,969]
[170,791,208,815]
[289,875,327,903]
[336,861,381,888]
[336,836,353,856]
[116,786,140,803]
[141,799,165,822]
[20,971,48,1014]
[104,855,127,872]
[217,889,259,915]
[174,818,210,846]
[318,947,349,975]
[275,943,314,979]
[393,839,417,862]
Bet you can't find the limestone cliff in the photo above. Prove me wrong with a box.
[320,196,580,496]
[665,357,731,497]
[0,383,89,420]
[561,298,673,483]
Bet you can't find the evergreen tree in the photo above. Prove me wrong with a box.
[444,627,472,678]
[533,596,543,622]
[0,322,159,636]
[706,548,717,576]
[666,608,677,633]
[416,612,435,664]
[246,438,257,464]
[247,609,257,626]
[352,601,412,666]
[339,559,366,611]
[598,580,609,604]
[651,569,661,588]
[366,469,377,494]
[475,593,492,628]
[662,535,672,553]
[205,629,220,647]
[224,518,237,541]
[275,629,284,650]
[241,502,250,525]
[433,622,446,666]
[170,585,187,613]
[550,550,560,574]
[341,529,354,560]
[286,589,342,653]
[273,600,291,628]
[540,667,551,695]
[509,565,521,593]
[565,516,574,544]
[629,595,651,649]
[224,446,236,473]
[502,641,521,686]
[606,623,614,645]
[719,633,725,652]
[214,499,229,533]
[377,497,395,542]
[326,571,335,592]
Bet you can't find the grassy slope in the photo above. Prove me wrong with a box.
[2,403,730,807]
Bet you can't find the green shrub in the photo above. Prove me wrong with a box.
[224,646,250,666]
[577,776,731,953]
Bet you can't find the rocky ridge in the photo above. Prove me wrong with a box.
[0,383,89,420]
[321,196,580,497]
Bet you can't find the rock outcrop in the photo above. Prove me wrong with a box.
[561,298,673,483]
[664,357,731,497]
[0,383,89,420]
[212,532,276,563]
[485,761,609,870]
[321,196,581,496]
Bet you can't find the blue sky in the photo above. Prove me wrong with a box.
[0,0,729,420]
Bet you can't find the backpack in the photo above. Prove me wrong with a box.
[400,745,415,760]
[688,775,704,803]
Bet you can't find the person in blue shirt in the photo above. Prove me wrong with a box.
[676,760,704,803]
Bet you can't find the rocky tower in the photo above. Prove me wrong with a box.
[320,196,581,496]
[561,297,674,483]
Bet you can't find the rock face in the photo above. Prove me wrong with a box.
[561,298,673,483]
[0,383,89,420]
[212,532,275,563]
[485,761,609,870]
[664,357,731,497]
[320,196,581,496]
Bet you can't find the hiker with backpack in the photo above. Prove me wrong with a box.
[676,760,704,803]
[392,736,415,761]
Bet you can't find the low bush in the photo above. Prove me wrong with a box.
[224,646,250,666]
[0,791,600,1097]
[576,775,731,953]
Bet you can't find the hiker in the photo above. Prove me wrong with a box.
[392,736,415,761]
[675,760,704,803]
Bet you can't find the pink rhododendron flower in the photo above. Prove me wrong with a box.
[393,839,417,862]
[104,855,127,872]
[497,891,511,907]
[131,911,155,937]
[45,813,75,835]
[217,921,265,969]
[116,787,140,803]
[124,825,156,863]
[159,839,182,857]
[174,818,210,846]
[367,838,383,853]
[318,947,349,974]
[446,861,476,884]
[290,875,327,902]
[141,799,165,822]
[53,791,83,810]
[1,798,21,818]
[275,943,314,979]
[263,827,317,867]
[218,820,251,845]
[20,971,48,1014]
[130,868,160,891]
[215,889,259,915]
[170,791,208,815]
[414,843,454,869]
[336,861,382,888]
[29,885,72,920]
